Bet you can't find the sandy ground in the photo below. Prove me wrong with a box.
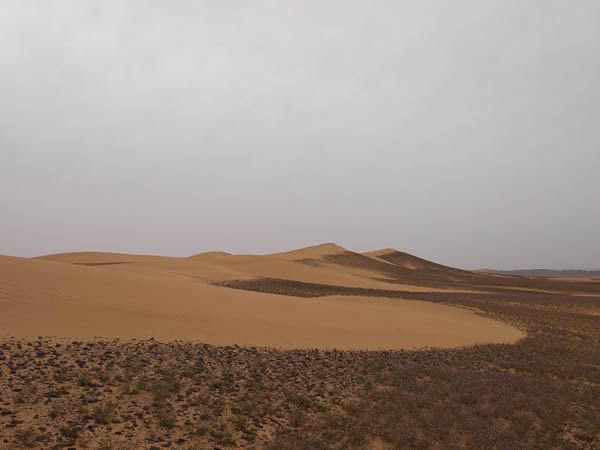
[0,245,526,349]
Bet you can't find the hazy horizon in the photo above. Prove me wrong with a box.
[2,1,599,270]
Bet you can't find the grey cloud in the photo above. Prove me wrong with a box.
[1,1,599,269]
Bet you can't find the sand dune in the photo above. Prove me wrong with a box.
[3,242,599,349]
[38,246,444,292]
[0,244,531,349]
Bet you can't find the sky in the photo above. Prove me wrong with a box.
[1,1,599,269]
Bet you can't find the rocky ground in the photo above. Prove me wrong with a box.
[1,288,599,449]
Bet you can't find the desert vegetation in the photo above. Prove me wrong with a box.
[1,286,599,449]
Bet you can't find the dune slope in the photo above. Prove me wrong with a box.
[0,246,530,349]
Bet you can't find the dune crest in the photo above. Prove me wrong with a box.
[188,251,232,258]
[271,242,348,259]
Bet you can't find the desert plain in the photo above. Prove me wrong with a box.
[1,243,599,449]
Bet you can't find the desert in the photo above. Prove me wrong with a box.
[1,244,599,448]
[2,1,600,448]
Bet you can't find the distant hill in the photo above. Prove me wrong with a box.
[478,268,600,278]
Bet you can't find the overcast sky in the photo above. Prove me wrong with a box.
[1,1,599,269]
